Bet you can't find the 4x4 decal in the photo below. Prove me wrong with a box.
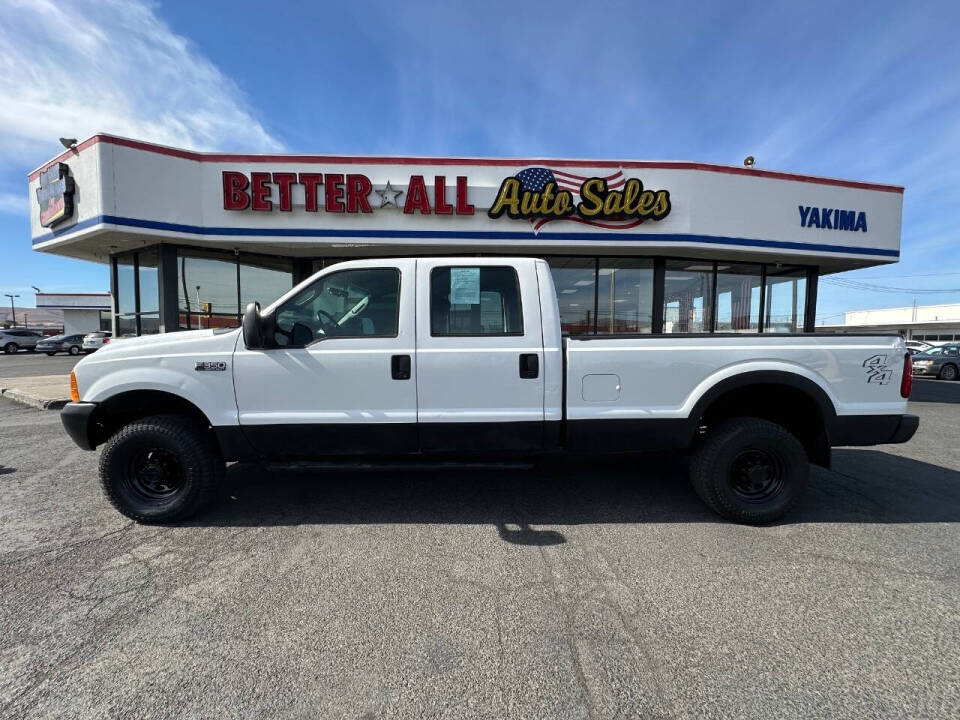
[862,354,893,385]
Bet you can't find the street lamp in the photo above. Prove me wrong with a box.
[4,294,19,326]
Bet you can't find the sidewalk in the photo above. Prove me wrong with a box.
[0,374,71,409]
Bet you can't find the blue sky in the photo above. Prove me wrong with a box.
[1,0,958,322]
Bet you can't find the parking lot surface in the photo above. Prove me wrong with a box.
[0,352,80,379]
[1,391,958,719]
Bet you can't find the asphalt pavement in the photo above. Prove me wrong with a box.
[0,396,958,719]
[0,351,81,379]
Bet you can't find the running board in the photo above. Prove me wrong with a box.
[262,460,536,472]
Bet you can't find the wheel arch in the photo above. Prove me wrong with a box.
[688,370,838,467]
[89,389,216,450]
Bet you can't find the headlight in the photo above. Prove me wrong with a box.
[914,360,933,366]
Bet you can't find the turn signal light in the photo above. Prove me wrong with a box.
[69,371,80,403]
[900,352,912,398]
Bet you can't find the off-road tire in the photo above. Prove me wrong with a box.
[690,417,808,524]
[3,342,18,354]
[939,364,958,381]
[98,414,224,523]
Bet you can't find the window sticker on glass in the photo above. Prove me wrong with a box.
[450,267,480,305]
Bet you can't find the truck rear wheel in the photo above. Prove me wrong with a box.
[98,414,223,523]
[690,417,808,524]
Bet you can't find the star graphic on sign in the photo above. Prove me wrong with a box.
[375,180,403,208]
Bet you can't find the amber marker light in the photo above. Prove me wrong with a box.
[69,371,80,403]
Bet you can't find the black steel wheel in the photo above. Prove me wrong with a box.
[99,414,223,523]
[690,417,808,524]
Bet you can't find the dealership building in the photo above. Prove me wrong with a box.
[29,134,904,337]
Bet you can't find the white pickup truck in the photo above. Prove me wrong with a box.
[61,257,917,525]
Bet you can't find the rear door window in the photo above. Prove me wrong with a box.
[429,266,523,336]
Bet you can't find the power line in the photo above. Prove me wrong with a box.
[831,270,960,280]
[821,277,960,294]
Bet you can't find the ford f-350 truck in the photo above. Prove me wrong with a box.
[60,257,917,524]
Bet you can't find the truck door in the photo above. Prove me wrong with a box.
[415,259,545,451]
[233,259,417,457]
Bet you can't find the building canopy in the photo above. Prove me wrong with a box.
[29,134,903,274]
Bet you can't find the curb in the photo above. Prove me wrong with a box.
[0,387,68,410]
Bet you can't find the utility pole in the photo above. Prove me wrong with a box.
[4,294,19,326]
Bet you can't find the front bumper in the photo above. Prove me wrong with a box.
[60,402,98,450]
[830,413,919,447]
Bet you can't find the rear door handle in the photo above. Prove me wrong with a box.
[519,353,539,379]
[391,354,411,380]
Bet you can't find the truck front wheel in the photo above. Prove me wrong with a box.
[690,417,808,525]
[98,414,223,523]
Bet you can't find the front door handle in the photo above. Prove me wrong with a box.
[519,353,539,379]
[391,354,411,380]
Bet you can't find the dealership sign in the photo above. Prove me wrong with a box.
[36,162,75,228]
[223,171,475,215]
[221,167,671,232]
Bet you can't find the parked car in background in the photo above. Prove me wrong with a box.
[0,329,43,353]
[82,331,112,352]
[911,344,960,380]
[905,340,934,354]
[36,333,86,356]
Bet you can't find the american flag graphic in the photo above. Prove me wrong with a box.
[514,167,643,232]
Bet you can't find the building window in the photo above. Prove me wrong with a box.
[597,258,654,334]
[111,247,163,335]
[764,266,807,333]
[177,250,241,330]
[430,266,523,336]
[137,247,160,334]
[115,253,137,336]
[177,249,294,330]
[663,260,713,333]
[547,257,596,334]
[715,262,762,333]
[239,254,293,314]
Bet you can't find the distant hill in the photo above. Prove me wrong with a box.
[0,306,64,329]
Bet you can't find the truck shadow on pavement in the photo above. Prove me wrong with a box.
[181,449,960,538]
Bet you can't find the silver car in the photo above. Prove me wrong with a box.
[0,329,43,353]
[36,333,86,356]
[82,331,112,352]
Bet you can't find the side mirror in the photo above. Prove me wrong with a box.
[242,302,263,349]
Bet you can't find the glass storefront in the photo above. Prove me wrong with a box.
[764,266,807,333]
[177,249,293,330]
[715,262,762,333]
[663,260,713,333]
[112,245,815,337]
[597,258,654,334]
[547,257,596,334]
[115,253,137,336]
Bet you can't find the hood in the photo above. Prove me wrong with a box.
[79,328,241,363]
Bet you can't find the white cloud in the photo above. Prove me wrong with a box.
[0,0,283,167]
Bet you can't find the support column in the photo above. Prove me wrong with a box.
[157,244,180,333]
[292,258,314,286]
[804,269,819,333]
